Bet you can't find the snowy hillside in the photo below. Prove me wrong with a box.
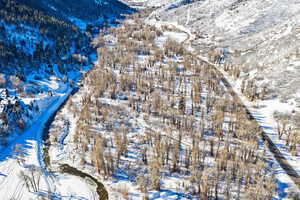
[157,0,300,107]
[0,0,133,144]
[124,0,195,8]
[19,0,133,22]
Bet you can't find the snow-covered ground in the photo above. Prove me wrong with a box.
[124,0,177,7]
[155,31,188,47]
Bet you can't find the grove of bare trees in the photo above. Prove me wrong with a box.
[47,11,280,199]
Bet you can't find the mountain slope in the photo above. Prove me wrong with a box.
[157,0,300,106]
[0,0,133,147]
[0,0,134,74]
[19,0,133,22]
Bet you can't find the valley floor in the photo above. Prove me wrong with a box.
[47,8,297,200]
[0,1,300,199]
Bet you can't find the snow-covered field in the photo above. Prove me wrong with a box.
[124,0,176,7]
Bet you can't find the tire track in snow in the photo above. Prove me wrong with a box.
[185,4,190,25]
[36,87,75,196]
[0,161,15,187]
[0,85,74,198]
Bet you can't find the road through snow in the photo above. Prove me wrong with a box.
[0,83,72,199]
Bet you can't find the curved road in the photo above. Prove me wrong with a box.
[0,85,73,199]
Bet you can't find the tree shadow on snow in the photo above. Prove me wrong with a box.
[150,189,192,200]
